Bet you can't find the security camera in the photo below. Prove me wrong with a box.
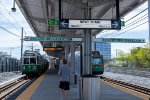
[11,7,16,12]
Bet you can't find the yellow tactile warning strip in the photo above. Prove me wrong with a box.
[16,69,49,100]
[101,79,150,100]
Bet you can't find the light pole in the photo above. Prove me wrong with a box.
[10,47,15,57]
[31,43,33,51]
[116,49,118,59]
[148,0,150,46]
[21,28,23,72]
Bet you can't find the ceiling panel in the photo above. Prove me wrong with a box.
[16,0,147,49]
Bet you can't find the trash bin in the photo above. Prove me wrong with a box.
[80,75,100,100]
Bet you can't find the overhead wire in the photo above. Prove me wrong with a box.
[110,15,148,37]
[0,26,20,37]
[125,8,148,23]
[124,14,148,28]
[0,0,43,56]
[100,7,148,38]
[0,7,21,33]
[110,14,148,37]
[112,21,148,37]
[0,12,21,37]
[2,0,42,46]
[0,0,36,48]
[0,0,22,28]
[0,1,21,37]
[0,0,34,38]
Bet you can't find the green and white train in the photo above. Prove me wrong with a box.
[22,50,49,77]
[68,50,104,76]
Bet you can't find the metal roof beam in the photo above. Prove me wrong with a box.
[28,16,47,23]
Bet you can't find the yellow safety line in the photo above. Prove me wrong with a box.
[16,69,49,100]
[101,80,150,100]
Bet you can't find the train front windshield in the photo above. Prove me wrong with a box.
[23,58,36,64]
[92,57,103,65]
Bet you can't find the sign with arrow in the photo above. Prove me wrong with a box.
[59,19,69,29]
[111,20,121,29]
[59,19,121,29]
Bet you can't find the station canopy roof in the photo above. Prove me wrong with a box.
[16,0,147,55]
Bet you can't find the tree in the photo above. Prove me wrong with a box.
[113,46,150,68]
[117,50,129,67]
[129,47,150,68]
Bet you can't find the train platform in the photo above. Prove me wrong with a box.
[15,69,142,100]
[16,69,78,100]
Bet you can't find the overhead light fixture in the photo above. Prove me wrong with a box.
[11,0,16,12]
[82,0,87,3]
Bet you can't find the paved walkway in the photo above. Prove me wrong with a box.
[16,69,144,100]
[30,69,79,100]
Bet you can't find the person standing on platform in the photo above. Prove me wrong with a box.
[58,59,70,100]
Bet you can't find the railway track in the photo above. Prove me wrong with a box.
[0,75,29,100]
[102,76,150,96]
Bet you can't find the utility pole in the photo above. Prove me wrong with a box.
[116,49,118,59]
[10,48,13,57]
[31,43,33,51]
[148,0,150,46]
[21,28,23,72]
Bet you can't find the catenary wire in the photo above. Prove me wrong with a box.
[100,8,148,38]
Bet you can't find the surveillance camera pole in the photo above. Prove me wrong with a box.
[11,0,16,12]
[13,0,16,8]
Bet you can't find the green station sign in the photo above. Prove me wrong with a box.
[24,37,82,42]
[48,18,59,26]
[93,38,145,43]
[25,36,145,43]
[121,21,125,27]
[24,37,71,41]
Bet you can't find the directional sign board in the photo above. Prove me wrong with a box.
[24,37,82,42]
[92,38,145,43]
[59,19,121,29]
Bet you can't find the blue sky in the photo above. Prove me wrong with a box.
[0,0,149,59]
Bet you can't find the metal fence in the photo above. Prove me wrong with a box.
[0,56,20,73]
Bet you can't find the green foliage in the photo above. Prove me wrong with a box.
[118,50,130,67]
[117,47,150,68]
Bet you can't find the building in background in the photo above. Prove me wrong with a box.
[92,42,111,61]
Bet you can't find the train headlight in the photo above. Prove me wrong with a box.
[23,66,26,70]
[34,67,36,70]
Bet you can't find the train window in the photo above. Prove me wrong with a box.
[30,58,36,64]
[92,58,102,64]
[24,58,29,64]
